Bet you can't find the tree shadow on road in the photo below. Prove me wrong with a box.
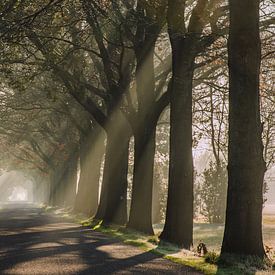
[0,206,201,274]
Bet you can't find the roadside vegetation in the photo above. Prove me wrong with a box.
[45,206,275,274]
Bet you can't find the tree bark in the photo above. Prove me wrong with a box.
[95,111,131,225]
[63,150,78,207]
[49,149,78,208]
[128,125,156,234]
[127,44,156,235]
[74,126,103,216]
[221,0,266,257]
[160,35,195,249]
[102,131,129,225]
[49,169,62,206]
[159,0,213,248]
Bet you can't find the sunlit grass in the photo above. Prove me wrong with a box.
[50,208,275,274]
[193,223,224,252]
[263,215,275,226]
[79,219,273,274]
[154,217,275,259]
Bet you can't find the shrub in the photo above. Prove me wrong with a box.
[204,251,219,264]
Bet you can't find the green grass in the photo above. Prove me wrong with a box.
[155,221,275,256]
[80,218,274,274]
[154,218,275,261]
[80,218,216,274]
[51,209,275,274]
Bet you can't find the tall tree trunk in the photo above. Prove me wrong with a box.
[74,127,103,216]
[127,46,156,235]
[128,125,156,234]
[159,0,211,248]
[49,150,78,208]
[95,112,131,225]
[63,150,78,207]
[103,131,129,225]
[49,169,61,206]
[221,0,266,257]
[160,36,195,249]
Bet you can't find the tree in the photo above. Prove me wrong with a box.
[198,161,227,223]
[221,0,266,257]
[127,0,167,234]
[74,123,103,216]
[0,67,84,207]
[160,0,227,249]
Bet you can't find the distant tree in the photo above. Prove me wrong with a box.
[198,161,227,223]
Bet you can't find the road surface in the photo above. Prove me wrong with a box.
[0,203,202,274]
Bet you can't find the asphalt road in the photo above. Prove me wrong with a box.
[0,203,202,274]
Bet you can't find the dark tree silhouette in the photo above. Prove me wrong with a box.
[221,0,266,257]
[160,0,217,249]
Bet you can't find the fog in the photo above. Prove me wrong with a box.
[0,171,33,203]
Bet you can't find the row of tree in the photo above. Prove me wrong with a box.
[0,0,274,260]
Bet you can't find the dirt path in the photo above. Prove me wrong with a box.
[0,203,202,274]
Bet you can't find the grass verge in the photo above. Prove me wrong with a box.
[80,218,274,275]
[45,207,274,275]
